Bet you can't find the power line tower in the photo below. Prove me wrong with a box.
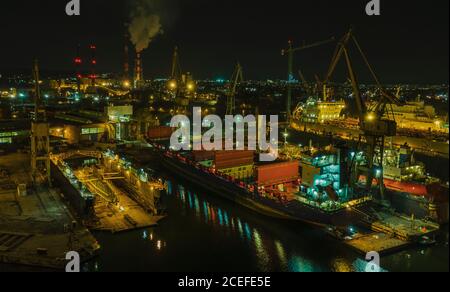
[226,63,244,116]
[31,59,51,186]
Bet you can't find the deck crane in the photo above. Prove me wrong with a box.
[323,29,403,200]
[226,63,244,116]
[282,37,335,124]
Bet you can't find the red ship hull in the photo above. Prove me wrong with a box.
[384,178,428,197]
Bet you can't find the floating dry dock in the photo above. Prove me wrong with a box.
[51,150,165,234]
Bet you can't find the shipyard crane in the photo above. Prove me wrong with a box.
[170,46,182,81]
[298,69,314,97]
[226,63,244,116]
[291,69,317,120]
[281,37,335,124]
[168,46,182,96]
[31,60,51,186]
[324,29,403,200]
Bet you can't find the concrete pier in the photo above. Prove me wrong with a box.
[0,153,99,270]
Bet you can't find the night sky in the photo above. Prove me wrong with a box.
[0,0,448,83]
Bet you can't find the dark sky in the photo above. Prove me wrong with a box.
[0,0,448,83]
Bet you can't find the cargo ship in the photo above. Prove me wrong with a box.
[153,144,372,227]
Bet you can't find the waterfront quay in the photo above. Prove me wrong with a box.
[0,153,99,270]
[291,121,449,159]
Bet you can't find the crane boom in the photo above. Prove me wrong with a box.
[290,38,337,53]
[298,69,312,96]
[226,63,244,115]
[282,37,335,123]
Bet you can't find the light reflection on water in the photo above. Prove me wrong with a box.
[165,180,357,272]
[83,178,447,272]
[169,181,260,242]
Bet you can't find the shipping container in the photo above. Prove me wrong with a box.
[301,163,321,187]
[256,161,299,186]
[215,150,254,170]
[147,126,174,140]
[193,150,215,162]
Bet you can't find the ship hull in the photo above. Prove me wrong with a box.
[160,153,362,227]
[382,178,449,224]
[385,188,449,225]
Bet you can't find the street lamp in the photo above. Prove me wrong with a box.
[168,80,177,90]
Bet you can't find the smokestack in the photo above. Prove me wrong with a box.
[128,0,165,88]
[134,51,143,87]
[89,44,97,86]
[124,24,130,81]
[74,44,82,93]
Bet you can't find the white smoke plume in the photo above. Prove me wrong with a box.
[129,0,164,53]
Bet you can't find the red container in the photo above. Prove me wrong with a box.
[147,126,174,140]
[256,161,299,186]
[193,150,215,162]
[214,150,254,169]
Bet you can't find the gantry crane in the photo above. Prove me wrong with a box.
[324,29,403,200]
[291,69,317,120]
[167,46,195,98]
[281,37,335,123]
[226,63,244,116]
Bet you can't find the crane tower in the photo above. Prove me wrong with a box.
[31,60,51,186]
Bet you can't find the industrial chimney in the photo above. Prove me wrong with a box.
[89,44,97,86]
[74,44,82,93]
[134,51,143,88]
[123,23,130,82]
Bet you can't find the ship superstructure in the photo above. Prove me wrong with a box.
[380,100,446,133]
[296,98,346,124]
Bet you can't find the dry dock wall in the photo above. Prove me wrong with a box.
[51,162,94,217]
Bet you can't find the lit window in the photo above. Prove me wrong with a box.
[0,138,12,144]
